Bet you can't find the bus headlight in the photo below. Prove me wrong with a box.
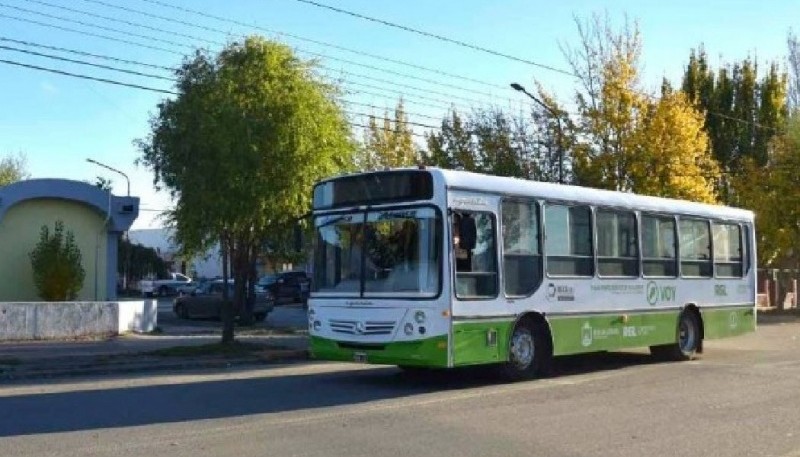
[414,310,426,324]
[404,323,414,336]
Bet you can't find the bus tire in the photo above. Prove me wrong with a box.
[498,319,548,381]
[650,311,701,361]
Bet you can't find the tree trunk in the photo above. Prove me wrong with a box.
[220,232,235,344]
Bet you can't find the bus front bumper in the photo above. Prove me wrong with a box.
[309,335,449,368]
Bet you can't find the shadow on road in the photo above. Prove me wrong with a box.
[0,350,659,437]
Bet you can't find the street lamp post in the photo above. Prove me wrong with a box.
[510,83,565,184]
[86,158,130,196]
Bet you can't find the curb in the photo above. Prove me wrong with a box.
[0,349,309,381]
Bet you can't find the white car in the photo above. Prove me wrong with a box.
[140,272,192,297]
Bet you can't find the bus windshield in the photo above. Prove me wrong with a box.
[313,207,442,298]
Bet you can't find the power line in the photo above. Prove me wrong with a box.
[63,0,510,104]
[291,0,577,77]
[0,57,176,94]
[0,3,192,51]
[0,12,182,55]
[3,5,509,111]
[124,0,509,89]
[0,36,174,71]
[25,0,219,48]
[346,111,439,130]
[0,44,173,80]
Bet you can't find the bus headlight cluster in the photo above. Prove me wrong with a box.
[404,323,414,336]
[414,310,426,324]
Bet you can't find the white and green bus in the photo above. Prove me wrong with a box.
[308,168,756,379]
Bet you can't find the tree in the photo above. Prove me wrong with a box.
[95,176,113,191]
[788,30,800,111]
[29,220,86,301]
[735,113,800,267]
[137,36,355,342]
[359,99,416,170]
[681,49,787,203]
[561,14,719,202]
[424,110,477,171]
[0,152,29,186]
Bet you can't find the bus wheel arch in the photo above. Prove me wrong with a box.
[681,303,704,354]
[501,312,553,380]
[651,304,703,360]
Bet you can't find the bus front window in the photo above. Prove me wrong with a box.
[313,207,442,297]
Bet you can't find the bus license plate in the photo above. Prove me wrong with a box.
[353,352,367,363]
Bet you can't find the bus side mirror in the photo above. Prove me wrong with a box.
[459,216,477,250]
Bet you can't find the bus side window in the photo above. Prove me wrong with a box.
[544,203,593,277]
[679,218,712,278]
[596,209,639,277]
[713,222,743,278]
[501,199,542,296]
[453,211,498,299]
[641,214,677,277]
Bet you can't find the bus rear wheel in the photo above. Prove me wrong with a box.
[498,320,548,381]
[650,311,700,361]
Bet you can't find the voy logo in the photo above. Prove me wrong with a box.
[646,281,676,306]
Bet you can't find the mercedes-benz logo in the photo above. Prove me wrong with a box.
[355,322,366,334]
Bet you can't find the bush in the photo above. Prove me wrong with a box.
[29,220,86,301]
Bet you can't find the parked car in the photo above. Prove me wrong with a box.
[140,272,192,297]
[172,280,274,321]
[257,271,311,306]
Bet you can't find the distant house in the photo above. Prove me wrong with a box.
[0,179,139,301]
[128,228,223,279]
[128,228,305,281]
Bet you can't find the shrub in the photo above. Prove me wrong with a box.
[29,220,86,301]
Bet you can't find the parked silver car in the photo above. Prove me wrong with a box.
[172,280,274,321]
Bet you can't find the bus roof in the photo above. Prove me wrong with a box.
[432,168,754,222]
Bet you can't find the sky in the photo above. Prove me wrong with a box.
[0,0,796,229]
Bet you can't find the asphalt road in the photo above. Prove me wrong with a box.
[3,320,800,457]
[155,297,309,334]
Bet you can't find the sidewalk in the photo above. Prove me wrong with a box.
[0,333,309,381]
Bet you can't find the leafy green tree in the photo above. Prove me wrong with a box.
[29,220,86,301]
[0,152,29,186]
[424,110,477,171]
[681,49,787,203]
[359,99,417,170]
[117,238,169,292]
[137,36,355,341]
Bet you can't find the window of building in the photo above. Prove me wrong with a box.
[679,218,712,277]
[502,200,542,296]
[713,223,743,277]
[545,204,593,277]
[641,215,677,277]
[596,209,639,277]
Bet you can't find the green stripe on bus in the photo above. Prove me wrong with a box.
[548,311,679,355]
[309,335,449,367]
[701,306,755,339]
[452,320,515,366]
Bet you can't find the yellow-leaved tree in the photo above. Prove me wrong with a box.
[563,14,720,203]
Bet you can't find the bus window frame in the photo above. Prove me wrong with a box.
[678,216,713,279]
[639,212,679,279]
[711,220,746,279]
[542,201,595,279]
[594,206,641,279]
[499,197,544,298]
[451,209,500,301]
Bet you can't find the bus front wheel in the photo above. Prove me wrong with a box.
[499,320,549,381]
[650,311,701,361]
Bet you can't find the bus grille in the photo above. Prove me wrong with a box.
[328,319,396,335]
